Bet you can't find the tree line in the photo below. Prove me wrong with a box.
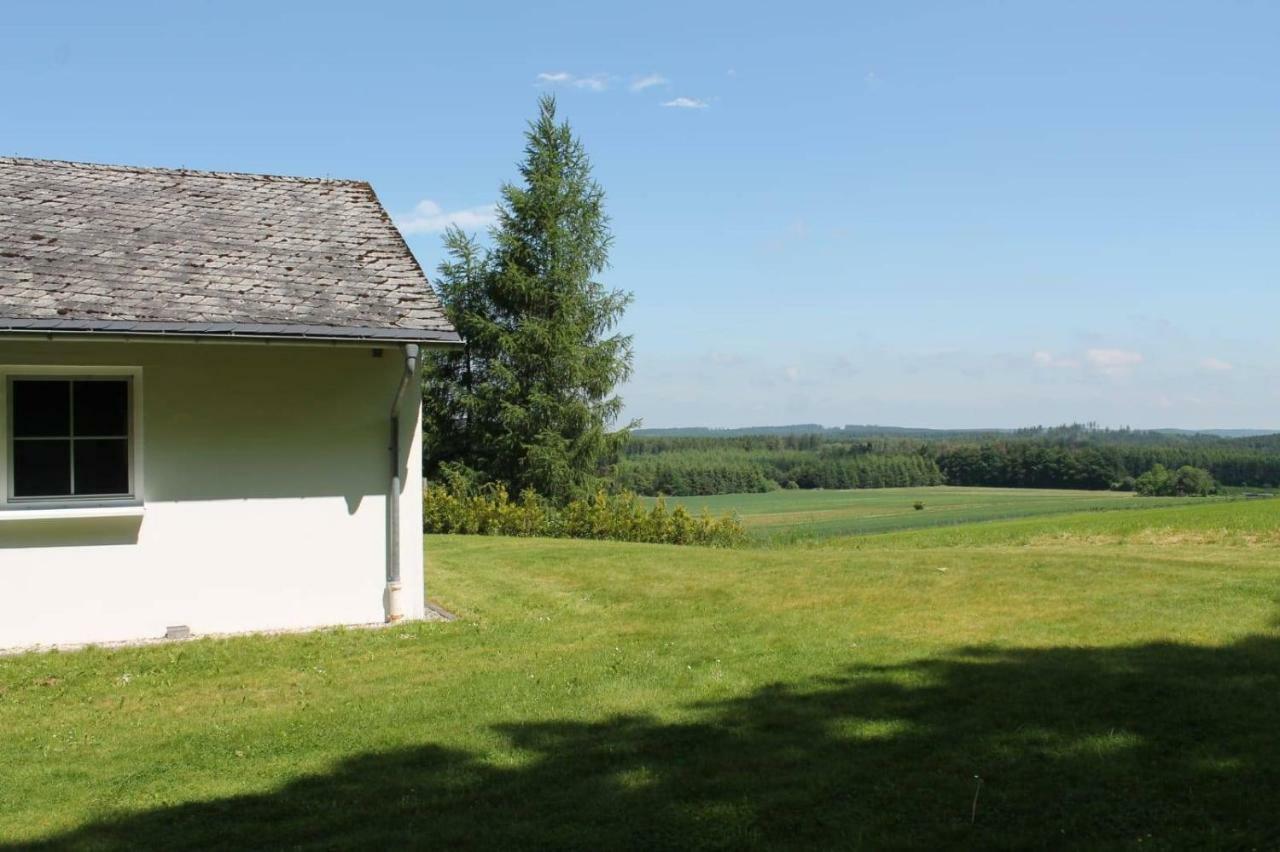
[934,442,1278,491]
[616,450,942,496]
[612,431,1279,496]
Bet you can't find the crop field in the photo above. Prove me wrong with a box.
[658,485,1208,541]
[3,498,1279,848]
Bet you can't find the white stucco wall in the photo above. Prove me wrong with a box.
[0,338,425,649]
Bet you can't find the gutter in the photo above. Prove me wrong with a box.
[385,343,421,622]
[0,329,460,349]
[0,318,462,345]
[0,332,459,351]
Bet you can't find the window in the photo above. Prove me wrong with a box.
[8,378,133,500]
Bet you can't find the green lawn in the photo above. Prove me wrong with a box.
[657,485,1208,541]
[2,499,1279,848]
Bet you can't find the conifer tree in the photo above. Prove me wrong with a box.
[422,95,633,502]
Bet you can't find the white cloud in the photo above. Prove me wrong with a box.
[1032,351,1080,369]
[536,71,609,91]
[784,366,801,382]
[1086,348,1144,376]
[1201,357,1233,372]
[630,74,668,92]
[394,199,497,235]
[662,96,709,109]
[1032,348,1146,375]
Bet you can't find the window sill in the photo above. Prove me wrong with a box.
[0,504,145,522]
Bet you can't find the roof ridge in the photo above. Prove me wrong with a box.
[0,155,366,186]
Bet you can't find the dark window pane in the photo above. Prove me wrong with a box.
[12,381,70,437]
[73,439,130,495]
[73,380,129,436]
[13,439,72,497]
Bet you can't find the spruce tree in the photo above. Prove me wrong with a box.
[420,228,493,479]
[422,95,633,502]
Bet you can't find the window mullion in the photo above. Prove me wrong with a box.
[68,381,75,496]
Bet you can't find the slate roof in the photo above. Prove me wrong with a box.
[0,157,459,343]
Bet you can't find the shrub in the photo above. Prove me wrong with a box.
[423,483,746,548]
[1173,465,1217,497]
[1134,464,1173,496]
[1134,464,1217,497]
[913,501,925,511]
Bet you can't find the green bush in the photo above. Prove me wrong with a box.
[423,482,746,548]
[1134,464,1217,497]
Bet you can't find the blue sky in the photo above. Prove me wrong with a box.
[5,1,1278,429]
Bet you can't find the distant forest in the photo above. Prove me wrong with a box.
[614,424,1280,496]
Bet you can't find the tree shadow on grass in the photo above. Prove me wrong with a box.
[15,636,1280,850]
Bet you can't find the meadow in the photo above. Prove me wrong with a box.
[658,485,1208,541]
[2,497,1279,848]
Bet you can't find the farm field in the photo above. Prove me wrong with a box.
[3,499,1280,848]
[657,485,1209,541]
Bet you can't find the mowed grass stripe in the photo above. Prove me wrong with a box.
[656,486,1209,540]
[830,492,1280,549]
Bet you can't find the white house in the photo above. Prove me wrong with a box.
[0,156,460,650]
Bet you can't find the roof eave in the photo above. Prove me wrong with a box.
[0,319,463,347]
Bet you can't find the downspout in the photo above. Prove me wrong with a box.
[386,343,420,622]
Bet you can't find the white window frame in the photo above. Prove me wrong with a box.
[0,365,144,512]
